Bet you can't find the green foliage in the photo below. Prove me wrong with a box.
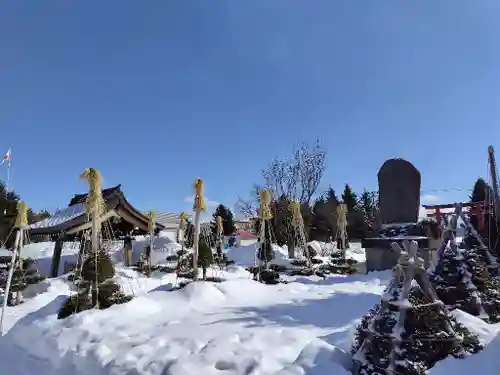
[81,250,115,283]
[58,249,132,319]
[310,188,338,242]
[0,254,45,306]
[180,220,195,249]
[0,180,52,247]
[359,189,379,236]
[257,221,274,265]
[198,239,214,268]
[210,204,236,236]
[57,293,92,319]
[341,183,358,212]
[352,286,482,375]
[469,178,493,203]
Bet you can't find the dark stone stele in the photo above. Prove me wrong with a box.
[377,158,421,225]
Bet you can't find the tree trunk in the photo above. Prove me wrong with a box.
[202,266,207,280]
[287,236,295,258]
[91,282,98,307]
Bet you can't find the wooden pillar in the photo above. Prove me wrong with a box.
[50,235,64,277]
[476,204,485,231]
[435,208,441,226]
[124,236,132,266]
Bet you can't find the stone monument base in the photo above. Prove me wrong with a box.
[361,223,433,272]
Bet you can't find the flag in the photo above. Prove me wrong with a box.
[0,147,11,166]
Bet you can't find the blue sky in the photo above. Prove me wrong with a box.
[1,1,500,217]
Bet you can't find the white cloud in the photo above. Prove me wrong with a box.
[183,195,219,208]
[421,194,439,202]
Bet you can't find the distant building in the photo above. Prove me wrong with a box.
[234,218,256,233]
[234,229,259,247]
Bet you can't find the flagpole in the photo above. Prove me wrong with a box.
[2,146,11,215]
[5,156,10,193]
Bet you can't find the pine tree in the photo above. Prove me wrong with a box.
[0,256,45,306]
[352,241,482,375]
[341,184,366,239]
[58,249,132,319]
[429,244,486,318]
[469,178,493,203]
[310,188,339,242]
[270,195,293,247]
[257,220,275,266]
[468,178,500,257]
[198,238,214,280]
[210,204,236,237]
[341,184,358,212]
[463,245,500,322]
[0,181,20,247]
[179,219,195,249]
[310,197,330,241]
[359,189,379,236]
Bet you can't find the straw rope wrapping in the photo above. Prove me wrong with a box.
[14,202,29,228]
[179,212,188,231]
[80,168,106,220]
[79,168,105,308]
[193,178,207,211]
[216,215,223,236]
[259,190,273,220]
[148,211,156,233]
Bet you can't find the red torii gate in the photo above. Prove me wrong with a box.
[422,201,486,230]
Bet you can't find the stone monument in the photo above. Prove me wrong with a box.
[378,158,421,224]
[362,158,430,272]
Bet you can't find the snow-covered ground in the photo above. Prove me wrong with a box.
[0,240,499,375]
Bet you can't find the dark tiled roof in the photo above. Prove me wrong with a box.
[68,184,122,206]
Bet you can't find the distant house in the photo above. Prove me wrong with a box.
[234,229,258,247]
[142,211,192,240]
[234,218,256,233]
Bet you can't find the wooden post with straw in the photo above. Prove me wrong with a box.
[178,212,188,271]
[147,211,156,277]
[192,178,207,281]
[290,200,310,265]
[80,168,105,308]
[0,201,28,334]
[216,215,224,263]
[179,212,188,249]
[257,190,273,270]
[336,204,348,252]
[13,201,28,305]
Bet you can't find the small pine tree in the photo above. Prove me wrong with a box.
[341,184,358,212]
[463,244,500,322]
[257,220,274,267]
[0,256,45,306]
[198,239,214,280]
[58,249,132,319]
[429,244,485,318]
[210,204,236,237]
[352,286,482,375]
[134,245,152,276]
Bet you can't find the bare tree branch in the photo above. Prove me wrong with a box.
[235,184,261,218]
[235,139,326,217]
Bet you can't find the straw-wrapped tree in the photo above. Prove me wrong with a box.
[58,168,132,319]
[430,204,500,323]
[352,240,481,375]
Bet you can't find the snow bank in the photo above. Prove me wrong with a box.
[225,242,290,267]
[110,233,181,266]
[0,266,385,375]
[430,310,500,374]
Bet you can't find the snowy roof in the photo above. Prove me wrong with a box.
[143,212,190,227]
[237,230,258,240]
[29,203,85,230]
[28,186,165,235]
